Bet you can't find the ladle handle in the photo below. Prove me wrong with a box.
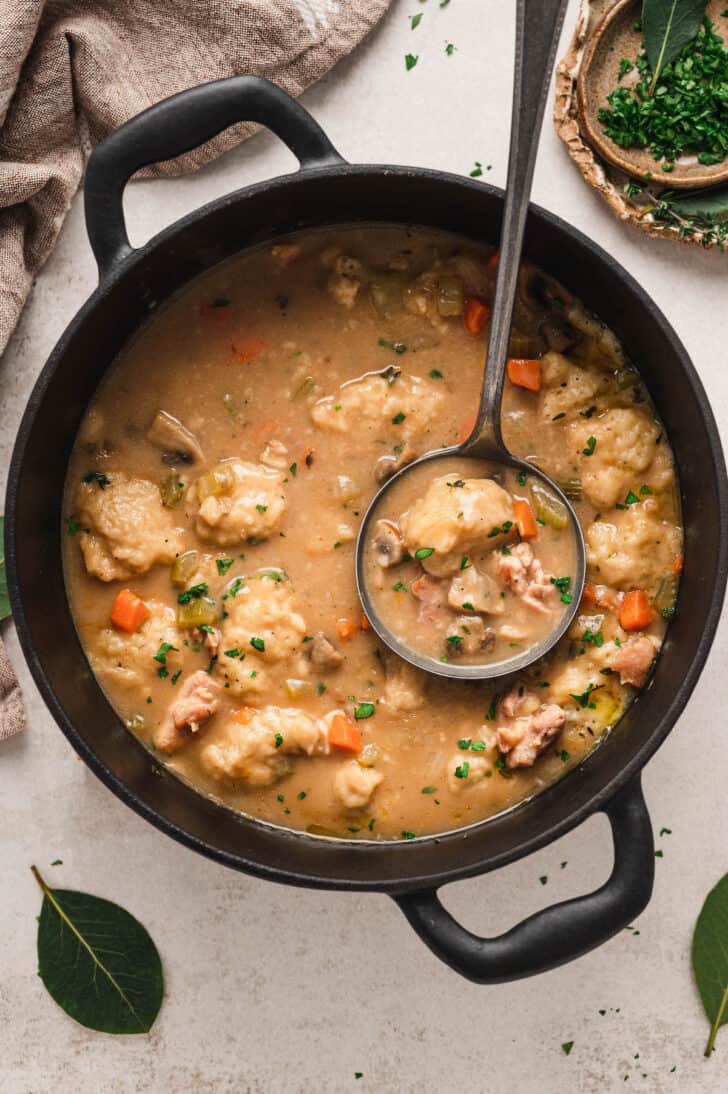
[465,0,569,457]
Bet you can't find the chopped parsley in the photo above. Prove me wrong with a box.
[216,558,234,576]
[460,555,470,570]
[401,830,416,839]
[557,749,570,763]
[461,600,474,611]
[454,761,470,779]
[457,738,472,750]
[170,670,182,685]
[223,648,243,659]
[289,462,297,477]
[561,1041,574,1056]
[485,695,498,721]
[583,628,604,647]
[421,786,437,794]
[414,547,435,560]
[469,161,483,177]
[550,575,572,604]
[250,636,265,652]
[445,41,456,56]
[392,581,409,592]
[405,53,419,72]
[429,368,443,379]
[569,682,596,709]
[274,733,283,749]
[82,470,110,489]
[447,479,465,488]
[516,471,527,486]
[297,791,306,800]
[153,642,178,665]
[447,635,463,646]
[410,12,422,29]
[391,411,406,425]
[178,583,208,604]
[354,702,375,720]
[488,521,513,538]
[317,682,327,695]
[255,503,268,513]
[379,338,407,355]
[582,435,597,457]
[66,517,80,536]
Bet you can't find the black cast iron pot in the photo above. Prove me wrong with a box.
[6,77,728,983]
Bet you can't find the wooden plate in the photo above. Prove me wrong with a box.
[577,0,728,189]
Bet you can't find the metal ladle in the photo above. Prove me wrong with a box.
[355,0,585,681]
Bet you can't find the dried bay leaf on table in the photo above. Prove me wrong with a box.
[692,872,728,1057]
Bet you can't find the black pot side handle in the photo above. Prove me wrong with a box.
[394,775,654,984]
[84,75,345,280]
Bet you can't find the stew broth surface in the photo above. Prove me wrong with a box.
[63,226,682,840]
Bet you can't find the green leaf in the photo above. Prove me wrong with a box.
[32,865,163,1034]
[668,186,728,220]
[642,0,706,91]
[0,516,9,621]
[692,872,728,1056]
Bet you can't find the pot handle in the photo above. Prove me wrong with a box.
[394,774,653,983]
[84,75,345,280]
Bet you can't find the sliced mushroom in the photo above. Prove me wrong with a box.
[448,566,504,615]
[147,410,204,464]
[372,519,404,567]
[375,443,419,484]
[307,631,343,673]
[446,616,496,657]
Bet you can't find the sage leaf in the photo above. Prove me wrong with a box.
[643,0,706,92]
[0,516,9,621]
[32,865,163,1034]
[668,186,728,220]
[692,872,728,1056]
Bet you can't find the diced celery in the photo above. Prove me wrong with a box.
[285,678,314,700]
[170,550,199,587]
[556,477,582,502]
[196,464,234,501]
[358,743,381,768]
[436,275,465,317]
[530,480,568,529]
[159,471,185,508]
[177,597,218,629]
[291,375,315,400]
[369,274,404,319]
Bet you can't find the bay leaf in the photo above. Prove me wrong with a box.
[692,872,728,1056]
[0,516,9,621]
[32,865,163,1034]
[668,186,728,220]
[642,0,706,90]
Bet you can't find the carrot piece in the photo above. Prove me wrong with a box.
[231,337,265,364]
[507,358,542,392]
[457,409,478,444]
[110,589,151,633]
[231,707,256,725]
[672,554,684,575]
[336,618,359,641]
[513,499,538,540]
[486,248,499,271]
[463,296,491,336]
[619,590,654,632]
[328,713,362,753]
[581,582,598,607]
[360,612,371,632]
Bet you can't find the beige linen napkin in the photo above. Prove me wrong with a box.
[0,0,392,737]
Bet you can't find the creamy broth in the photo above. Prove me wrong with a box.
[63,226,682,840]
[364,458,578,668]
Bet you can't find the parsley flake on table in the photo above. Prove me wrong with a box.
[405,53,419,71]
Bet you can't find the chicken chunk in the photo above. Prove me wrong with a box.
[568,408,661,510]
[496,691,566,769]
[155,671,220,754]
[333,762,383,809]
[448,565,504,614]
[259,438,289,470]
[306,631,343,673]
[382,650,427,711]
[609,635,659,688]
[191,459,286,547]
[200,705,327,786]
[218,574,307,697]
[586,498,681,589]
[411,573,448,625]
[400,475,514,576]
[310,372,443,441]
[372,520,404,568]
[497,542,556,613]
[75,472,185,581]
[325,253,368,309]
[91,599,182,692]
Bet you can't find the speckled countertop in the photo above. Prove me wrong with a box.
[2,2,727,1091]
